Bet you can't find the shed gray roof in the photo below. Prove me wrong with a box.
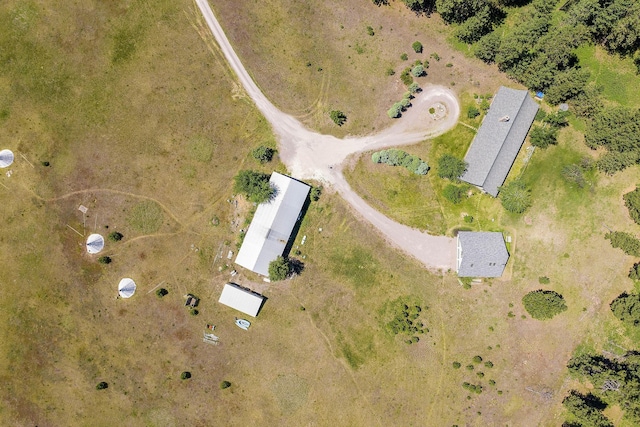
[235,172,310,276]
[461,87,538,197]
[457,231,509,278]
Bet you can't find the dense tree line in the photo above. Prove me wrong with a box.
[624,187,640,225]
[605,231,640,256]
[565,352,640,425]
[375,0,640,108]
[585,107,640,174]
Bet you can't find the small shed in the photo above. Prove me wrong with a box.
[457,231,509,278]
[218,283,266,317]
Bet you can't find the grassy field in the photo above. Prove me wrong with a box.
[212,0,513,136]
[2,0,640,426]
[576,44,640,109]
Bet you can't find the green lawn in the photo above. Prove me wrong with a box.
[576,44,640,109]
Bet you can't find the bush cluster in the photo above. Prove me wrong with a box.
[372,149,429,175]
[522,290,568,320]
[624,187,640,225]
[605,231,640,256]
[387,88,420,118]
[386,301,427,345]
[610,292,640,327]
[462,382,483,394]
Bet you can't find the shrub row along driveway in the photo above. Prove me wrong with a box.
[196,0,459,271]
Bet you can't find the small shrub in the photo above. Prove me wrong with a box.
[108,232,123,242]
[329,110,347,126]
[463,215,473,223]
[251,145,275,163]
[42,161,50,167]
[484,361,493,368]
[181,371,191,380]
[430,52,441,61]
[411,64,425,77]
[453,361,461,369]
[310,186,322,201]
[98,256,112,265]
[387,103,403,119]
[408,82,420,94]
[630,263,640,280]
[220,380,231,389]
[412,41,423,53]
[489,379,496,386]
[400,53,408,60]
[467,106,480,119]
[499,180,531,214]
[190,309,199,316]
[386,68,395,76]
[156,288,168,298]
[477,372,485,378]
[96,382,108,390]
[400,68,413,86]
[269,256,291,281]
[466,364,474,371]
[366,26,374,36]
[472,355,483,363]
[538,276,550,284]
[437,154,467,181]
[442,184,464,204]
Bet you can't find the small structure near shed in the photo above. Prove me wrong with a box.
[218,283,266,317]
[457,231,509,278]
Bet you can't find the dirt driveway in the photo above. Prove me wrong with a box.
[196,0,458,271]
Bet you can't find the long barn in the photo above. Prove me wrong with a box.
[461,86,538,197]
[235,172,310,276]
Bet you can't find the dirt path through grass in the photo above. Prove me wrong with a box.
[196,0,458,271]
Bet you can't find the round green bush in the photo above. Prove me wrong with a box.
[96,381,108,390]
[472,355,483,363]
[181,371,191,380]
[522,290,567,320]
[156,288,168,298]
[108,231,123,242]
[220,380,231,389]
[452,361,461,369]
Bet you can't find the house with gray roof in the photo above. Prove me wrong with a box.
[461,87,538,197]
[457,231,509,278]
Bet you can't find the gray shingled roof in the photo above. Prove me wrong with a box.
[457,231,509,278]
[461,87,539,197]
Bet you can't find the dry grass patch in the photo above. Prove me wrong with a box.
[212,0,513,136]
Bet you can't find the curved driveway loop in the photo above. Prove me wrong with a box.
[196,0,458,271]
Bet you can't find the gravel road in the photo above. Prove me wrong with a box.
[196,0,459,271]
